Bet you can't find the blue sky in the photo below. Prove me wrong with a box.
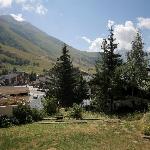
[0,0,150,52]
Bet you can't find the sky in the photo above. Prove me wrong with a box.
[0,0,150,53]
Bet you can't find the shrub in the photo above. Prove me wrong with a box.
[31,109,44,122]
[43,97,58,115]
[144,126,150,136]
[0,115,12,128]
[70,103,83,119]
[13,104,33,124]
[142,113,150,125]
[10,117,19,125]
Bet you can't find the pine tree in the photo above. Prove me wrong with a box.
[46,44,89,107]
[94,26,122,112]
[74,74,89,104]
[125,32,148,96]
[55,44,76,107]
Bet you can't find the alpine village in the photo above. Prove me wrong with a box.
[0,1,150,149]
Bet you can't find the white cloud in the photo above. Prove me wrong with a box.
[0,0,27,8]
[146,47,150,53]
[89,38,103,52]
[10,13,25,22]
[22,4,34,11]
[22,3,48,15]
[82,36,91,43]
[0,0,48,15]
[35,4,48,15]
[15,0,27,3]
[108,20,115,29]
[82,20,138,52]
[82,36,103,52]
[137,17,150,29]
[114,21,137,51]
[0,0,12,7]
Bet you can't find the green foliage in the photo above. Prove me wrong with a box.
[56,44,77,107]
[143,126,150,136]
[9,117,20,125]
[74,75,90,104]
[0,68,8,75]
[0,107,43,128]
[92,29,149,114]
[29,71,37,81]
[70,103,83,119]
[93,27,122,113]
[142,113,150,125]
[43,97,58,115]
[13,104,33,124]
[123,32,148,95]
[46,45,89,107]
[0,115,12,128]
[0,49,30,66]
[31,109,44,122]
[13,104,44,124]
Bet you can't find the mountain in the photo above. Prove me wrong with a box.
[0,15,98,74]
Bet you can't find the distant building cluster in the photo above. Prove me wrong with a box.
[0,72,29,86]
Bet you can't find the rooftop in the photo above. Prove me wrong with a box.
[0,86,29,95]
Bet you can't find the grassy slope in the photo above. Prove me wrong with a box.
[0,113,150,150]
[0,44,53,73]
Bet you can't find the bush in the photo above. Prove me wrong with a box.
[13,104,45,124]
[31,109,44,122]
[10,117,19,125]
[0,115,12,128]
[70,103,83,119]
[43,97,58,115]
[13,104,33,124]
[144,126,150,136]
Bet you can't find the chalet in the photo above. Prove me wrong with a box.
[0,86,30,117]
[0,86,30,116]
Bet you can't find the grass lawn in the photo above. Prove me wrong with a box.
[0,113,150,150]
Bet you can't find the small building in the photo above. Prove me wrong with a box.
[0,86,30,116]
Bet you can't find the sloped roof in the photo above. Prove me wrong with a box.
[0,86,29,95]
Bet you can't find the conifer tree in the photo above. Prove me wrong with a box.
[94,26,122,112]
[54,44,76,107]
[46,44,89,107]
[74,74,89,104]
[125,32,148,96]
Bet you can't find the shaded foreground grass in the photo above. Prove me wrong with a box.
[0,114,150,150]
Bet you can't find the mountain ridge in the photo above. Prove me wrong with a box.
[0,15,98,74]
